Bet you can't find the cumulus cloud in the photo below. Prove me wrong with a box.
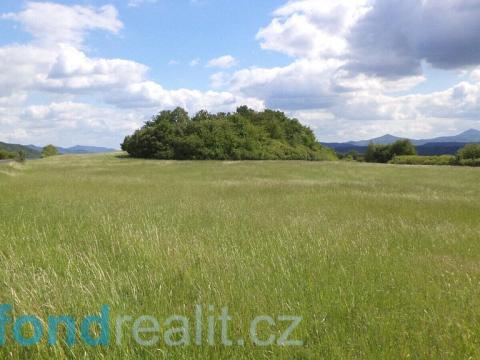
[345,0,480,77]
[0,2,264,147]
[2,2,123,47]
[213,0,480,140]
[207,55,237,69]
[257,0,371,59]
[104,80,264,112]
[38,46,148,93]
[3,102,144,147]
[227,59,343,110]
[0,45,56,96]
[258,0,480,77]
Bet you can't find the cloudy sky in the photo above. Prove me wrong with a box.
[1,0,480,148]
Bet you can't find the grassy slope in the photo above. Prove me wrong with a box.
[1,154,480,359]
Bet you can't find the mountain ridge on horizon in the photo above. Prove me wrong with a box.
[26,144,118,154]
[0,142,118,159]
[321,129,480,156]
[339,129,480,147]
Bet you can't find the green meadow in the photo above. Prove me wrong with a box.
[1,154,480,359]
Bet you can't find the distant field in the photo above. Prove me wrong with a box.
[1,154,480,359]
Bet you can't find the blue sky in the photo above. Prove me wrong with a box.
[86,0,290,90]
[1,0,480,148]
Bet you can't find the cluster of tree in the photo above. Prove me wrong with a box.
[390,155,457,166]
[121,107,337,161]
[457,144,480,160]
[389,143,480,167]
[364,140,417,163]
[456,143,480,166]
[1,144,59,162]
[336,150,363,162]
[0,148,26,162]
[41,144,59,158]
[16,150,26,162]
[0,149,15,160]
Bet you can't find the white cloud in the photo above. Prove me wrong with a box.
[104,80,264,113]
[210,72,227,88]
[207,55,237,69]
[227,58,342,110]
[128,0,158,8]
[2,2,123,47]
[190,58,200,67]
[0,45,56,96]
[38,46,148,93]
[472,68,480,82]
[257,0,371,59]
[0,101,125,146]
[7,102,144,148]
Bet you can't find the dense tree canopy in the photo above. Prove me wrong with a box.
[0,149,15,160]
[365,140,417,163]
[457,144,480,160]
[121,106,337,161]
[41,144,60,158]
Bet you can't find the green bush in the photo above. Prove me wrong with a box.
[0,149,15,160]
[337,150,363,162]
[41,144,60,158]
[457,158,480,167]
[122,106,337,161]
[365,139,416,163]
[457,144,480,160]
[15,150,26,163]
[390,155,456,166]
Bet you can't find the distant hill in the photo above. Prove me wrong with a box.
[348,134,403,146]
[0,142,41,158]
[415,142,468,156]
[321,129,480,156]
[1,142,116,159]
[344,129,480,147]
[27,145,117,154]
[413,129,480,145]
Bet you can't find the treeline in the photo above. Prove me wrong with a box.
[0,149,26,162]
[122,106,337,161]
[343,140,480,167]
[390,143,480,166]
[0,144,59,161]
[0,149,15,160]
[336,140,416,162]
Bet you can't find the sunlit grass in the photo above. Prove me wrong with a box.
[1,154,480,358]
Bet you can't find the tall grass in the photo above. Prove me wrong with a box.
[1,154,480,358]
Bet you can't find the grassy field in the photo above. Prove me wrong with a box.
[1,154,480,359]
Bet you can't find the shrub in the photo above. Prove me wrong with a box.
[457,144,480,160]
[457,158,480,167]
[365,140,416,163]
[390,155,456,166]
[41,144,60,158]
[122,107,337,161]
[15,150,26,163]
[390,139,417,157]
[338,150,363,162]
[365,144,391,163]
[0,149,15,160]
